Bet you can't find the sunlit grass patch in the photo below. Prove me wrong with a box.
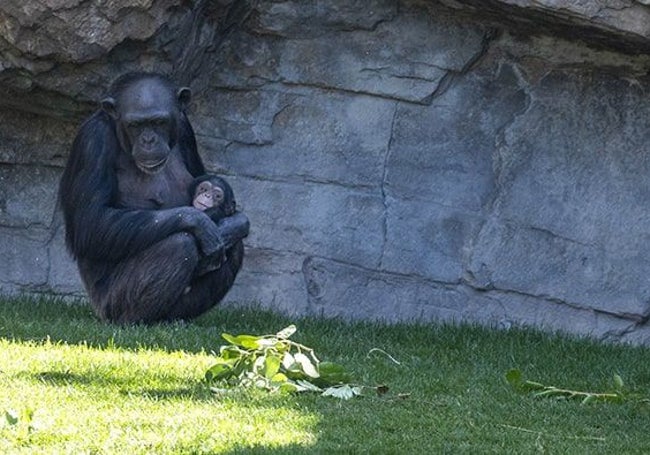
[0,338,319,453]
[1,294,650,453]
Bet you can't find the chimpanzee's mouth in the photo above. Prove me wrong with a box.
[137,157,168,174]
[193,200,210,210]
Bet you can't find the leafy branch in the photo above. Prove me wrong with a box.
[505,369,627,404]
[205,325,371,399]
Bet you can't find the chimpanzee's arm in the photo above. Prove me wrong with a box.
[178,112,205,177]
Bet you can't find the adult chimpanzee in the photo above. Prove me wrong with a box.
[59,72,249,324]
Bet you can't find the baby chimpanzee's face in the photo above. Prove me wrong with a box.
[193,181,224,211]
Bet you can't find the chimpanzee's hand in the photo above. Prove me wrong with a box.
[185,209,248,257]
[191,211,225,257]
[215,212,250,249]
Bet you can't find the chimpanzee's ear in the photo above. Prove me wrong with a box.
[177,87,192,111]
[101,97,118,119]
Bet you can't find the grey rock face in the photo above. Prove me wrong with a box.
[439,0,650,52]
[0,0,180,64]
[2,0,650,343]
[468,70,650,320]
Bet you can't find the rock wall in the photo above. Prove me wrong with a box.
[2,0,650,343]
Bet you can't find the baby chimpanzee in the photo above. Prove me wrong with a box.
[189,175,242,276]
[189,175,237,221]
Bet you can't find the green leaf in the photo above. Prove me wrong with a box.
[279,382,299,394]
[219,345,243,360]
[322,384,361,400]
[5,409,18,425]
[318,361,351,385]
[505,368,522,387]
[222,333,262,349]
[263,355,282,379]
[231,358,250,378]
[276,325,297,339]
[283,353,304,378]
[613,373,624,390]
[205,362,234,382]
[295,352,319,378]
[271,372,289,383]
[221,333,238,345]
[295,379,323,392]
[257,337,280,348]
[275,340,291,353]
[282,352,295,370]
[238,336,263,350]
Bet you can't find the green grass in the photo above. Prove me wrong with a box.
[1,295,650,453]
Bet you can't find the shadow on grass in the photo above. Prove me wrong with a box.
[33,370,94,386]
[0,293,296,353]
[26,370,205,401]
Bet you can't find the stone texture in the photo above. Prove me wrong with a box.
[0,227,50,293]
[2,0,650,344]
[0,0,180,65]
[381,200,483,284]
[303,255,492,323]
[468,69,650,319]
[0,110,75,166]
[230,175,386,268]
[0,164,59,227]
[385,64,528,209]
[194,89,396,188]
[225,247,310,316]
[214,6,493,103]
[249,0,399,38]
[438,0,650,52]
[46,223,85,295]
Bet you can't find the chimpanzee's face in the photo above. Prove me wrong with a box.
[102,78,191,174]
[193,181,225,211]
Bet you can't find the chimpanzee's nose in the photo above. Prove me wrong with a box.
[142,132,156,145]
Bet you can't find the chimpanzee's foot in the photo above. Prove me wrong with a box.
[196,253,226,276]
